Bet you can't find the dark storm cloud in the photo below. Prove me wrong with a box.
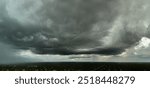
[0,42,32,64]
[0,0,150,55]
[104,0,150,49]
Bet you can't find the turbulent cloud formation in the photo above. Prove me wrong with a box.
[0,0,150,57]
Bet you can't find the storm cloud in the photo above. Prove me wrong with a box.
[0,0,150,56]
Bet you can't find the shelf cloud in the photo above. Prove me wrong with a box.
[0,0,150,57]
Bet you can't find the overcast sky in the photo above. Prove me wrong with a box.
[0,0,150,64]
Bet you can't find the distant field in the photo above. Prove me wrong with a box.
[0,62,150,71]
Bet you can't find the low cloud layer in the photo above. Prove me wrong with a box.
[0,42,31,64]
[0,0,150,61]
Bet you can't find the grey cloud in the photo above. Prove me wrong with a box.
[0,42,31,64]
[0,0,150,55]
